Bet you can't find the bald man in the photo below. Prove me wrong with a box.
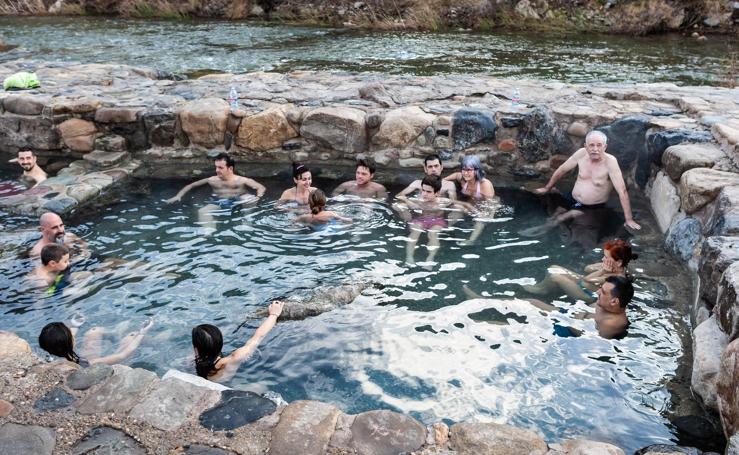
[30,212,87,258]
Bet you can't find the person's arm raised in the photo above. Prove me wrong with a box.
[228,301,284,365]
[396,180,420,199]
[533,149,583,194]
[165,178,209,204]
[607,156,641,230]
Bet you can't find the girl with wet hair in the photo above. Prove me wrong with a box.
[295,189,352,225]
[278,162,318,205]
[192,301,284,382]
[38,317,152,366]
[522,239,637,302]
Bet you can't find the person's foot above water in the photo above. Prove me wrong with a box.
[70,313,86,328]
[140,318,155,333]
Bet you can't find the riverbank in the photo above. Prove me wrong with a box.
[1,0,737,35]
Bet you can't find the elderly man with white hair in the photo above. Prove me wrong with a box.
[534,130,641,230]
[30,212,88,257]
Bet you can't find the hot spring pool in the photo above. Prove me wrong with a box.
[0,175,694,452]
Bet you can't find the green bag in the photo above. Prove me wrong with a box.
[3,72,40,90]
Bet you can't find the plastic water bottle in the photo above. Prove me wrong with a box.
[511,87,521,106]
[228,86,239,111]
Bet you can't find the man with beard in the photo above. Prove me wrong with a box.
[16,147,47,187]
[30,212,87,258]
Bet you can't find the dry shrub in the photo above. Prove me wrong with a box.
[609,0,686,34]
[0,0,48,14]
[720,51,738,88]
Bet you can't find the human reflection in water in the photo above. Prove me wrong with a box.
[464,275,633,339]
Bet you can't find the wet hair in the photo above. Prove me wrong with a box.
[214,153,235,170]
[41,244,69,266]
[292,162,310,180]
[18,146,34,155]
[309,189,327,215]
[424,154,442,166]
[39,322,80,363]
[421,175,442,194]
[604,239,638,268]
[605,275,634,309]
[192,324,223,378]
[461,155,485,181]
[586,130,608,145]
[356,159,375,175]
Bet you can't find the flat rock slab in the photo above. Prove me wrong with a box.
[71,426,145,455]
[0,399,14,417]
[83,150,130,168]
[691,315,729,411]
[634,444,701,454]
[76,365,158,415]
[162,368,230,392]
[34,386,75,411]
[0,331,31,357]
[0,423,56,455]
[349,409,426,455]
[199,390,276,431]
[450,422,547,455]
[558,438,625,454]
[662,143,725,181]
[269,400,340,455]
[184,444,238,454]
[680,168,739,214]
[66,363,113,390]
[129,377,218,431]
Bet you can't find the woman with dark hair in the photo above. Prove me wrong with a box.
[278,163,318,205]
[295,189,351,225]
[38,317,153,366]
[522,239,638,302]
[192,301,284,382]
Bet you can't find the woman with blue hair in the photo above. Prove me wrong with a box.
[444,155,498,244]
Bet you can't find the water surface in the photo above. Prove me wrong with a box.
[0,16,730,85]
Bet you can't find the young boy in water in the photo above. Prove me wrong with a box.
[27,244,71,291]
[396,175,457,266]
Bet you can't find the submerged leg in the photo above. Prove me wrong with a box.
[425,226,442,264]
[198,204,219,234]
[406,227,423,265]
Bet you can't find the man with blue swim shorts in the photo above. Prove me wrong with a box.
[166,153,266,231]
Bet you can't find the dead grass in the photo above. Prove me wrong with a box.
[719,51,739,88]
[0,0,46,15]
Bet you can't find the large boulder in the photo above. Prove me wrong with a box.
[648,171,682,233]
[718,338,739,439]
[358,82,396,107]
[179,98,230,148]
[596,115,650,180]
[453,108,497,152]
[450,422,547,455]
[517,106,569,162]
[0,423,55,455]
[705,186,739,237]
[373,106,435,149]
[699,236,739,308]
[646,129,714,168]
[142,109,176,147]
[300,107,366,153]
[236,105,298,152]
[662,143,725,181]
[0,115,61,151]
[269,400,339,455]
[57,118,97,152]
[680,168,739,214]
[691,315,729,411]
[2,94,48,115]
[665,217,701,261]
[349,410,426,455]
[716,261,739,341]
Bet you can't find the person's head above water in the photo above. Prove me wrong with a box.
[309,189,327,215]
[213,153,235,180]
[598,275,634,311]
[192,324,224,378]
[39,212,66,243]
[460,155,485,181]
[41,244,70,270]
[39,322,80,363]
[355,159,375,185]
[423,154,443,177]
[17,147,38,172]
[420,175,442,200]
[584,130,608,161]
[292,162,312,188]
[603,239,638,269]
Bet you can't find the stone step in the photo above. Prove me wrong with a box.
[82,150,131,168]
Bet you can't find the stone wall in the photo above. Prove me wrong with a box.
[2,60,739,451]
